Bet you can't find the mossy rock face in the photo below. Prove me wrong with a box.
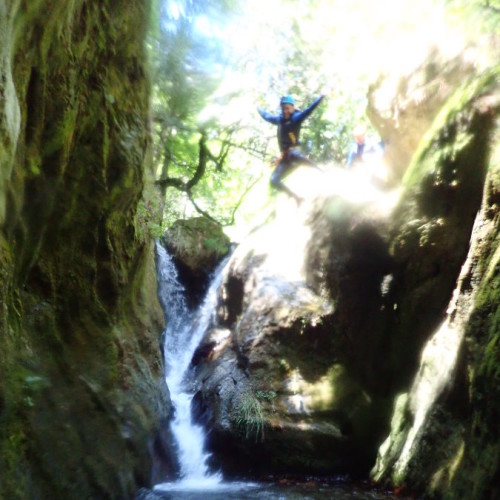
[414,129,500,500]
[369,69,500,498]
[161,217,231,306]
[379,69,497,392]
[0,1,170,498]
[302,91,489,394]
[371,144,500,500]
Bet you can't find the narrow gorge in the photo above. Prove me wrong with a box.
[1,1,499,499]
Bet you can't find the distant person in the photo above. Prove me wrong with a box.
[258,94,325,203]
[346,124,384,168]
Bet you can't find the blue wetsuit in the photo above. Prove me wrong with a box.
[347,139,384,168]
[258,96,323,197]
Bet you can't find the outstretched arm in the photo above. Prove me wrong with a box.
[258,108,280,125]
[346,144,357,168]
[292,95,324,123]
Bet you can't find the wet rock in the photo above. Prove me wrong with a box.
[190,183,396,477]
[161,217,231,306]
[0,2,169,498]
[371,90,500,499]
[192,65,499,484]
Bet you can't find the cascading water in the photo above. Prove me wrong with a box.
[154,241,224,490]
[150,241,398,500]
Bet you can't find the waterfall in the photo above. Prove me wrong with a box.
[155,241,225,489]
[151,243,398,500]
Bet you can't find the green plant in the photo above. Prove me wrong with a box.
[256,390,277,401]
[134,186,165,242]
[231,392,265,442]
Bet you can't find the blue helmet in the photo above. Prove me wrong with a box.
[280,95,295,106]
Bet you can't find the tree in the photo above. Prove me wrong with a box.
[149,0,493,230]
[148,0,270,228]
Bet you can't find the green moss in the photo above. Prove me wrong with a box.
[403,66,500,188]
[0,420,30,499]
[256,390,277,401]
[162,215,231,275]
[451,200,500,498]
[1,1,168,498]
[379,67,500,401]
[135,181,165,242]
[379,128,500,498]
[42,108,78,159]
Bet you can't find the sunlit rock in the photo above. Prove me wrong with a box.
[0,6,20,225]
[367,46,478,184]
[190,168,399,477]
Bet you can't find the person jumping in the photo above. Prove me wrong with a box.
[258,94,325,203]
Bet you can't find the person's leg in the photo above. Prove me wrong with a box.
[288,148,324,172]
[270,158,291,190]
[270,156,302,203]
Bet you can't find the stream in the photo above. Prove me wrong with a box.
[148,242,397,500]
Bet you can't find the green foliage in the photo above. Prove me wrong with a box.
[135,190,165,242]
[256,389,277,401]
[148,0,500,230]
[148,0,374,229]
[446,0,500,36]
[231,391,265,441]
[148,1,267,228]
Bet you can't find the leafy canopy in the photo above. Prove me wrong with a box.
[147,0,498,233]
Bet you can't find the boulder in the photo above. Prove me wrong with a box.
[191,192,387,477]
[161,216,231,306]
[183,162,424,476]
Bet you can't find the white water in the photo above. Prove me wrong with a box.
[155,242,226,490]
[151,241,397,499]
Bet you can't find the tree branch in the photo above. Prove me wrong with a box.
[224,140,270,160]
[186,190,222,225]
[186,133,208,189]
[154,127,263,226]
[156,132,209,190]
[484,0,500,13]
[224,173,264,226]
